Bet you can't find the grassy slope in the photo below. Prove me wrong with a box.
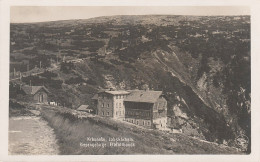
[40,105,240,155]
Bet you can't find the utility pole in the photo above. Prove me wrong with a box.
[57,39,61,64]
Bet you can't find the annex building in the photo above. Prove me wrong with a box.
[92,89,167,130]
[21,85,49,104]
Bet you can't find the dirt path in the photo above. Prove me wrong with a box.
[9,116,59,155]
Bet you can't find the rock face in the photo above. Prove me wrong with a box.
[197,73,207,91]
[10,15,250,151]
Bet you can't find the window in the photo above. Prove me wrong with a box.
[116,103,118,108]
[147,122,150,125]
[107,112,110,116]
[132,120,133,123]
[102,103,104,107]
[119,111,121,115]
[119,103,121,107]
[116,111,118,115]
[107,104,109,107]
[136,121,139,125]
[102,111,104,116]
[116,95,118,99]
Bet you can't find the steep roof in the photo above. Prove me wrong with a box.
[77,105,90,111]
[21,85,49,95]
[124,90,163,103]
[91,94,98,100]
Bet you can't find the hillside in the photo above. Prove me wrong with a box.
[40,104,240,154]
[9,15,250,152]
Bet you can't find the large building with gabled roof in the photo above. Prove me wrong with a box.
[92,89,167,130]
[124,90,167,129]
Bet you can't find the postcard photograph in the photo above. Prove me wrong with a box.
[7,6,251,155]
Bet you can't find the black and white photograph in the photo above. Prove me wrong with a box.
[1,1,259,161]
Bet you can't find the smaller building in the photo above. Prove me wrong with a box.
[21,85,49,104]
[77,105,93,113]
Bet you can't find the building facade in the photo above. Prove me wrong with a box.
[124,90,167,130]
[92,89,168,130]
[21,85,49,103]
[94,90,129,120]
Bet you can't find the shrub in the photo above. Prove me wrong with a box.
[86,78,97,85]
[65,76,85,85]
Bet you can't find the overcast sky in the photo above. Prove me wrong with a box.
[11,6,250,23]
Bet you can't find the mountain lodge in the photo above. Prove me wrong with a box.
[92,89,167,130]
